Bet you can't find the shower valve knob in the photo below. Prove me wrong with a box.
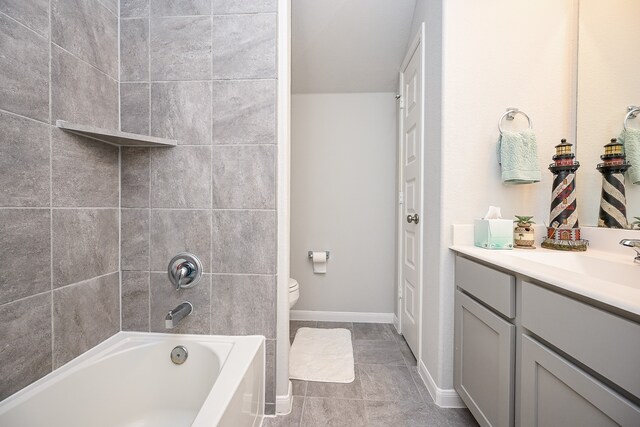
[168,253,203,290]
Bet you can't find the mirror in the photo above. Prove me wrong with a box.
[576,0,640,229]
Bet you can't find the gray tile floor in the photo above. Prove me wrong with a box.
[263,322,478,427]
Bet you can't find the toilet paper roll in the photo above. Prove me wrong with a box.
[311,251,327,274]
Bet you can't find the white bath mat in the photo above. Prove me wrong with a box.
[289,328,355,383]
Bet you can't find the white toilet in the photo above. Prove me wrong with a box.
[289,278,300,308]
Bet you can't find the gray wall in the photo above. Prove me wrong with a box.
[0,0,120,400]
[290,93,396,314]
[118,0,279,414]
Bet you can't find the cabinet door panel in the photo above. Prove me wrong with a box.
[520,335,640,427]
[455,290,515,427]
[522,281,640,397]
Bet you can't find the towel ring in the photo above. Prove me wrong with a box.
[498,108,532,135]
[624,106,639,131]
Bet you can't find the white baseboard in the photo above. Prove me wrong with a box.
[275,381,293,415]
[290,310,394,323]
[392,314,400,333]
[418,360,466,408]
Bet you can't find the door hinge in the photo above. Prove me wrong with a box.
[398,286,403,299]
[396,94,404,109]
[398,191,404,204]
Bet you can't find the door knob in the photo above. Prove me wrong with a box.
[407,213,420,224]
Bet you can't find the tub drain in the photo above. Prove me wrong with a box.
[171,345,188,365]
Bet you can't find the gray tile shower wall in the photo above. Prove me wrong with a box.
[0,0,120,400]
[0,12,49,122]
[119,0,279,413]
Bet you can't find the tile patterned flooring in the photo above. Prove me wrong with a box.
[263,321,478,427]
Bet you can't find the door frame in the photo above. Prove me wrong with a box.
[396,23,425,362]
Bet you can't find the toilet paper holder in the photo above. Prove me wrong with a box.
[308,251,330,259]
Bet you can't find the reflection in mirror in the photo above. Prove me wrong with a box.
[576,0,640,229]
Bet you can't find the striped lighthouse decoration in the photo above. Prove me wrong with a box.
[542,139,588,251]
[597,138,630,228]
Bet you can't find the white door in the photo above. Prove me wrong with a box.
[398,26,424,357]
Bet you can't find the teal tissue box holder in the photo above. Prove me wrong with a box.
[474,219,514,250]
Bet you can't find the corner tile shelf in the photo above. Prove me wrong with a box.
[56,120,177,147]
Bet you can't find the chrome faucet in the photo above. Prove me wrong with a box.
[165,301,193,329]
[620,239,640,263]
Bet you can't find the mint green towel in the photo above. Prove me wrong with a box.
[498,129,541,184]
[620,127,640,185]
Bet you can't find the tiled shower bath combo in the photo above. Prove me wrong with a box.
[0,0,280,419]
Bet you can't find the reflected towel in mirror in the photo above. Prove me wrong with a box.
[620,128,640,185]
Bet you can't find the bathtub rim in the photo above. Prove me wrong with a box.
[0,331,265,426]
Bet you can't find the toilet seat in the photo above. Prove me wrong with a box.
[289,278,300,308]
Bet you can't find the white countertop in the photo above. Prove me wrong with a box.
[450,225,640,317]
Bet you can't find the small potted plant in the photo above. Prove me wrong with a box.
[632,217,640,230]
[514,215,536,249]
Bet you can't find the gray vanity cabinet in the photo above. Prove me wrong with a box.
[454,257,516,427]
[454,253,640,427]
[520,335,640,427]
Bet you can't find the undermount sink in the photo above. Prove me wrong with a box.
[504,249,639,288]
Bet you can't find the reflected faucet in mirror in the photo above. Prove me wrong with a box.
[620,239,640,264]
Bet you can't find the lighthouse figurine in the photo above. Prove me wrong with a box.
[541,139,588,251]
[597,138,631,228]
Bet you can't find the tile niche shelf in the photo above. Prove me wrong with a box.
[56,120,177,147]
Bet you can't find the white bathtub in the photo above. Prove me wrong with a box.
[0,332,265,427]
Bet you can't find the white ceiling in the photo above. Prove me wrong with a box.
[292,0,417,94]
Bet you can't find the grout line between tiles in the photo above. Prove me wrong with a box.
[142,12,277,19]
[147,1,152,136]
[93,0,118,18]
[363,395,371,426]
[148,134,152,331]
[298,396,306,427]
[138,271,277,277]
[0,289,53,309]
[50,42,118,83]
[118,146,122,332]
[208,271,212,335]
[141,77,276,83]
[0,10,48,41]
[0,206,52,211]
[52,271,120,292]
[178,143,277,147]
[146,15,152,331]
[209,10,214,316]
[210,11,278,17]
[0,107,50,126]
[302,396,368,403]
[48,0,54,371]
[117,0,122,333]
[119,207,276,212]
[49,206,120,210]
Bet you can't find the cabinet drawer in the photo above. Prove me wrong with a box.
[522,281,640,398]
[520,335,640,426]
[455,256,515,318]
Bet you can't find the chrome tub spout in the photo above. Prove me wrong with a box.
[165,301,193,329]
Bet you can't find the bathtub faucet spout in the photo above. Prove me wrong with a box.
[165,301,193,329]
